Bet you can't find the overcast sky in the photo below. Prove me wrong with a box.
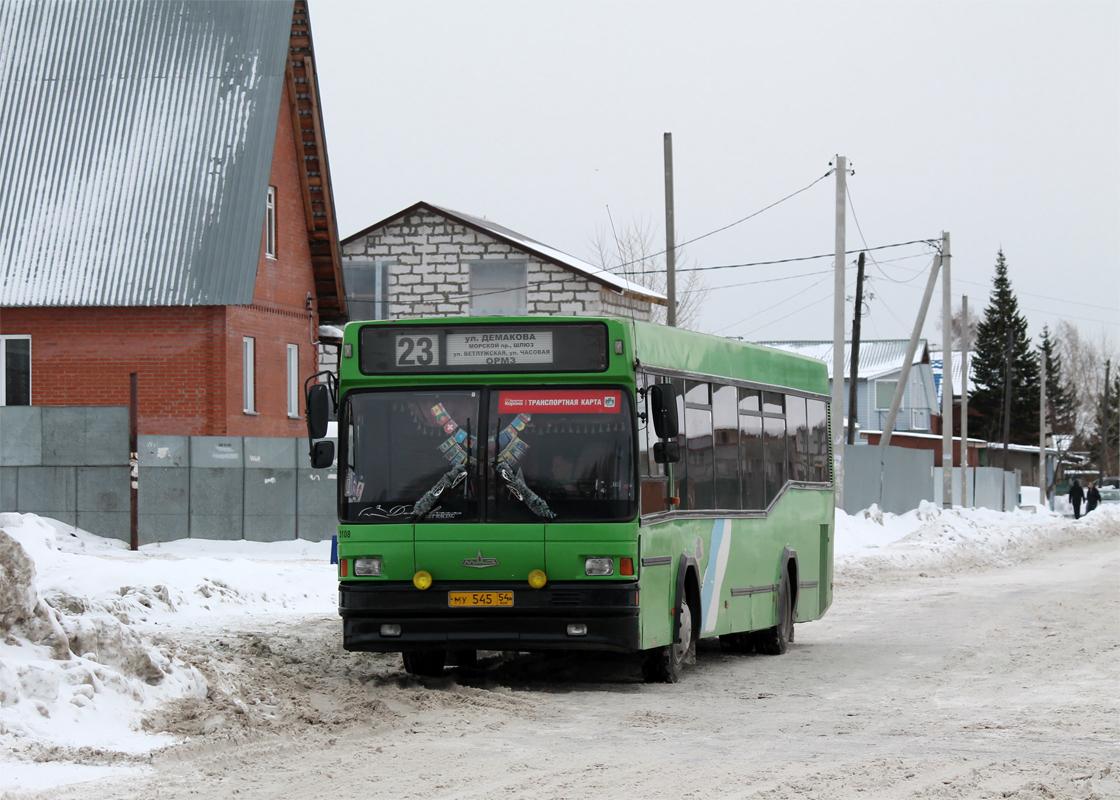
[310,0,1119,350]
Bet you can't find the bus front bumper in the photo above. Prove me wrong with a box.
[339,581,641,653]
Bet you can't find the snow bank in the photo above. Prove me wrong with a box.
[0,512,336,775]
[835,501,1120,582]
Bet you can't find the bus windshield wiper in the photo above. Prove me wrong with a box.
[497,466,556,520]
[412,464,467,521]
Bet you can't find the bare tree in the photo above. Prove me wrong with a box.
[588,217,710,330]
[1054,320,1119,445]
[937,302,980,350]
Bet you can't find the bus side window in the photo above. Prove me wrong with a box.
[672,378,688,510]
[639,374,669,515]
[739,388,764,510]
[806,399,829,482]
[762,391,786,506]
[786,395,808,483]
[712,384,740,510]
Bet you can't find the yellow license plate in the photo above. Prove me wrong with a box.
[448,591,514,608]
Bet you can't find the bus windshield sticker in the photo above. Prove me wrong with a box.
[446,331,554,366]
[498,390,622,414]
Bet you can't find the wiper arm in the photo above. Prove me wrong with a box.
[412,464,467,521]
[498,466,556,520]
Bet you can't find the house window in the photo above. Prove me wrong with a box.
[911,408,930,430]
[1,336,31,406]
[470,260,527,316]
[287,343,299,418]
[875,379,897,411]
[243,337,256,414]
[265,186,277,259]
[343,260,392,320]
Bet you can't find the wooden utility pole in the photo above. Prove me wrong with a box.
[664,133,677,327]
[847,252,865,446]
[961,296,970,507]
[940,231,953,508]
[129,372,139,552]
[832,156,847,508]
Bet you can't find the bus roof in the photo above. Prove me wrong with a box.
[629,320,830,395]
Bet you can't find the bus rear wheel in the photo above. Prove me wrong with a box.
[755,572,792,656]
[402,649,447,677]
[642,595,695,683]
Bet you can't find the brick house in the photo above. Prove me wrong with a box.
[0,0,345,437]
[339,202,665,322]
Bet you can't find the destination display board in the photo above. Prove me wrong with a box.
[359,323,608,375]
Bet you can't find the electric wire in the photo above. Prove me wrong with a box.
[606,169,836,275]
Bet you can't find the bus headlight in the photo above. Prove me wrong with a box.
[413,570,433,590]
[585,558,614,576]
[354,557,382,577]
[528,569,547,589]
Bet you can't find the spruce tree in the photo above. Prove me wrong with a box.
[968,250,1041,446]
[1040,325,1077,436]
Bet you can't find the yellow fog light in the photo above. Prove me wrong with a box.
[413,570,433,590]
[528,569,547,589]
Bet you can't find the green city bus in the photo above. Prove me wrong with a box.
[305,316,834,682]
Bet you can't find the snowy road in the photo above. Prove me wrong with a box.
[13,520,1118,800]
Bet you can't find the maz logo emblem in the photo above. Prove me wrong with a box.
[462,550,499,568]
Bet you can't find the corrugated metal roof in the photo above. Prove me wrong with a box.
[0,0,292,307]
[754,339,931,381]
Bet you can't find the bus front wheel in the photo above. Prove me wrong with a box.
[642,595,695,683]
[402,650,447,677]
[755,572,793,655]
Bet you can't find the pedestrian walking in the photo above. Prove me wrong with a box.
[1086,481,1101,515]
[1069,478,1084,519]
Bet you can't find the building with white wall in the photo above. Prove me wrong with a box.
[339,202,665,323]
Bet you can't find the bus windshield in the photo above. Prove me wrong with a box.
[487,388,635,523]
[341,387,635,524]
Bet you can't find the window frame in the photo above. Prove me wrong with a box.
[286,343,300,418]
[265,185,277,259]
[875,379,897,411]
[243,337,256,414]
[469,259,528,316]
[1,335,32,406]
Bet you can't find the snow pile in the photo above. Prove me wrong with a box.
[0,513,335,763]
[834,501,1120,582]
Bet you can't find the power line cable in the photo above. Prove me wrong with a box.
[619,238,936,277]
[606,169,836,275]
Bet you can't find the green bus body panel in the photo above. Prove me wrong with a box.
[333,316,834,653]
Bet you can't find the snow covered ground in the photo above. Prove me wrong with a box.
[1,503,1116,796]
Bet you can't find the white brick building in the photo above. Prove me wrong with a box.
[339,203,665,323]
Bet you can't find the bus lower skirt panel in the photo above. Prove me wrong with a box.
[342,615,640,653]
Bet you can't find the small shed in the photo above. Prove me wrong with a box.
[340,202,666,322]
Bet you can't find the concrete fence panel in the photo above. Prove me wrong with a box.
[0,406,42,466]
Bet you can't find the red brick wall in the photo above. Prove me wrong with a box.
[0,81,323,437]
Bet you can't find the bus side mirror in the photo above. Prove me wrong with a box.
[649,384,679,440]
[653,441,681,464]
[310,440,335,469]
[306,383,331,440]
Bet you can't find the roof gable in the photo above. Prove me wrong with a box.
[342,202,667,305]
[0,0,293,307]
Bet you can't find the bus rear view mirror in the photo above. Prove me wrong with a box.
[649,384,679,439]
[653,441,681,464]
[310,440,335,469]
[306,383,331,440]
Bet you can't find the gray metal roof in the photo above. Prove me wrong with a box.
[0,0,292,307]
[753,339,931,381]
